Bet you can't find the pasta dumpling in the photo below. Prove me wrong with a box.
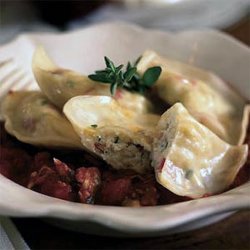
[137,50,250,145]
[63,95,160,173]
[32,47,154,114]
[152,103,248,198]
[2,91,82,149]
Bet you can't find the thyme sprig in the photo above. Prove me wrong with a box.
[88,56,161,95]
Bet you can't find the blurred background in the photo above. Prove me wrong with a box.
[0,0,250,44]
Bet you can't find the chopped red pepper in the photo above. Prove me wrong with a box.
[158,158,166,172]
[94,143,105,154]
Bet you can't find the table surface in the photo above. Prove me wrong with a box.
[11,18,250,250]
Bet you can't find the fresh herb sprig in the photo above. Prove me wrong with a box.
[88,56,161,95]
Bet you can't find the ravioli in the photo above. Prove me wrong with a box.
[2,91,82,149]
[63,95,160,173]
[137,50,250,145]
[152,103,248,198]
[32,47,153,114]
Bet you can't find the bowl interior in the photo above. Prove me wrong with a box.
[0,22,249,235]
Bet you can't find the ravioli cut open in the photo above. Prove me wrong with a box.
[2,91,82,149]
[137,50,250,145]
[32,47,153,114]
[64,95,159,173]
[152,103,248,198]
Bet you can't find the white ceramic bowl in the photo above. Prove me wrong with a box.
[0,22,249,237]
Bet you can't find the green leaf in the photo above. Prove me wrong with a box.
[142,66,162,87]
[116,64,124,72]
[95,69,110,74]
[126,62,132,71]
[124,67,137,82]
[89,56,161,95]
[88,73,110,83]
[138,86,146,94]
[114,136,119,143]
[110,82,117,96]
[185,169,193,179]
[134,56,142,66]
[104,56,116,72]
[118,71,124,85]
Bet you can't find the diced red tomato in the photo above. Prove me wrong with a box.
[0,160,13,179]
[75,167,101,204]
[28,165,74,201]
[40,179,73,201]
[53,158,74,183]
[100,177,132,205]
[1,118,249,207]
[33,152,52,171]
[0,147,32,185]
